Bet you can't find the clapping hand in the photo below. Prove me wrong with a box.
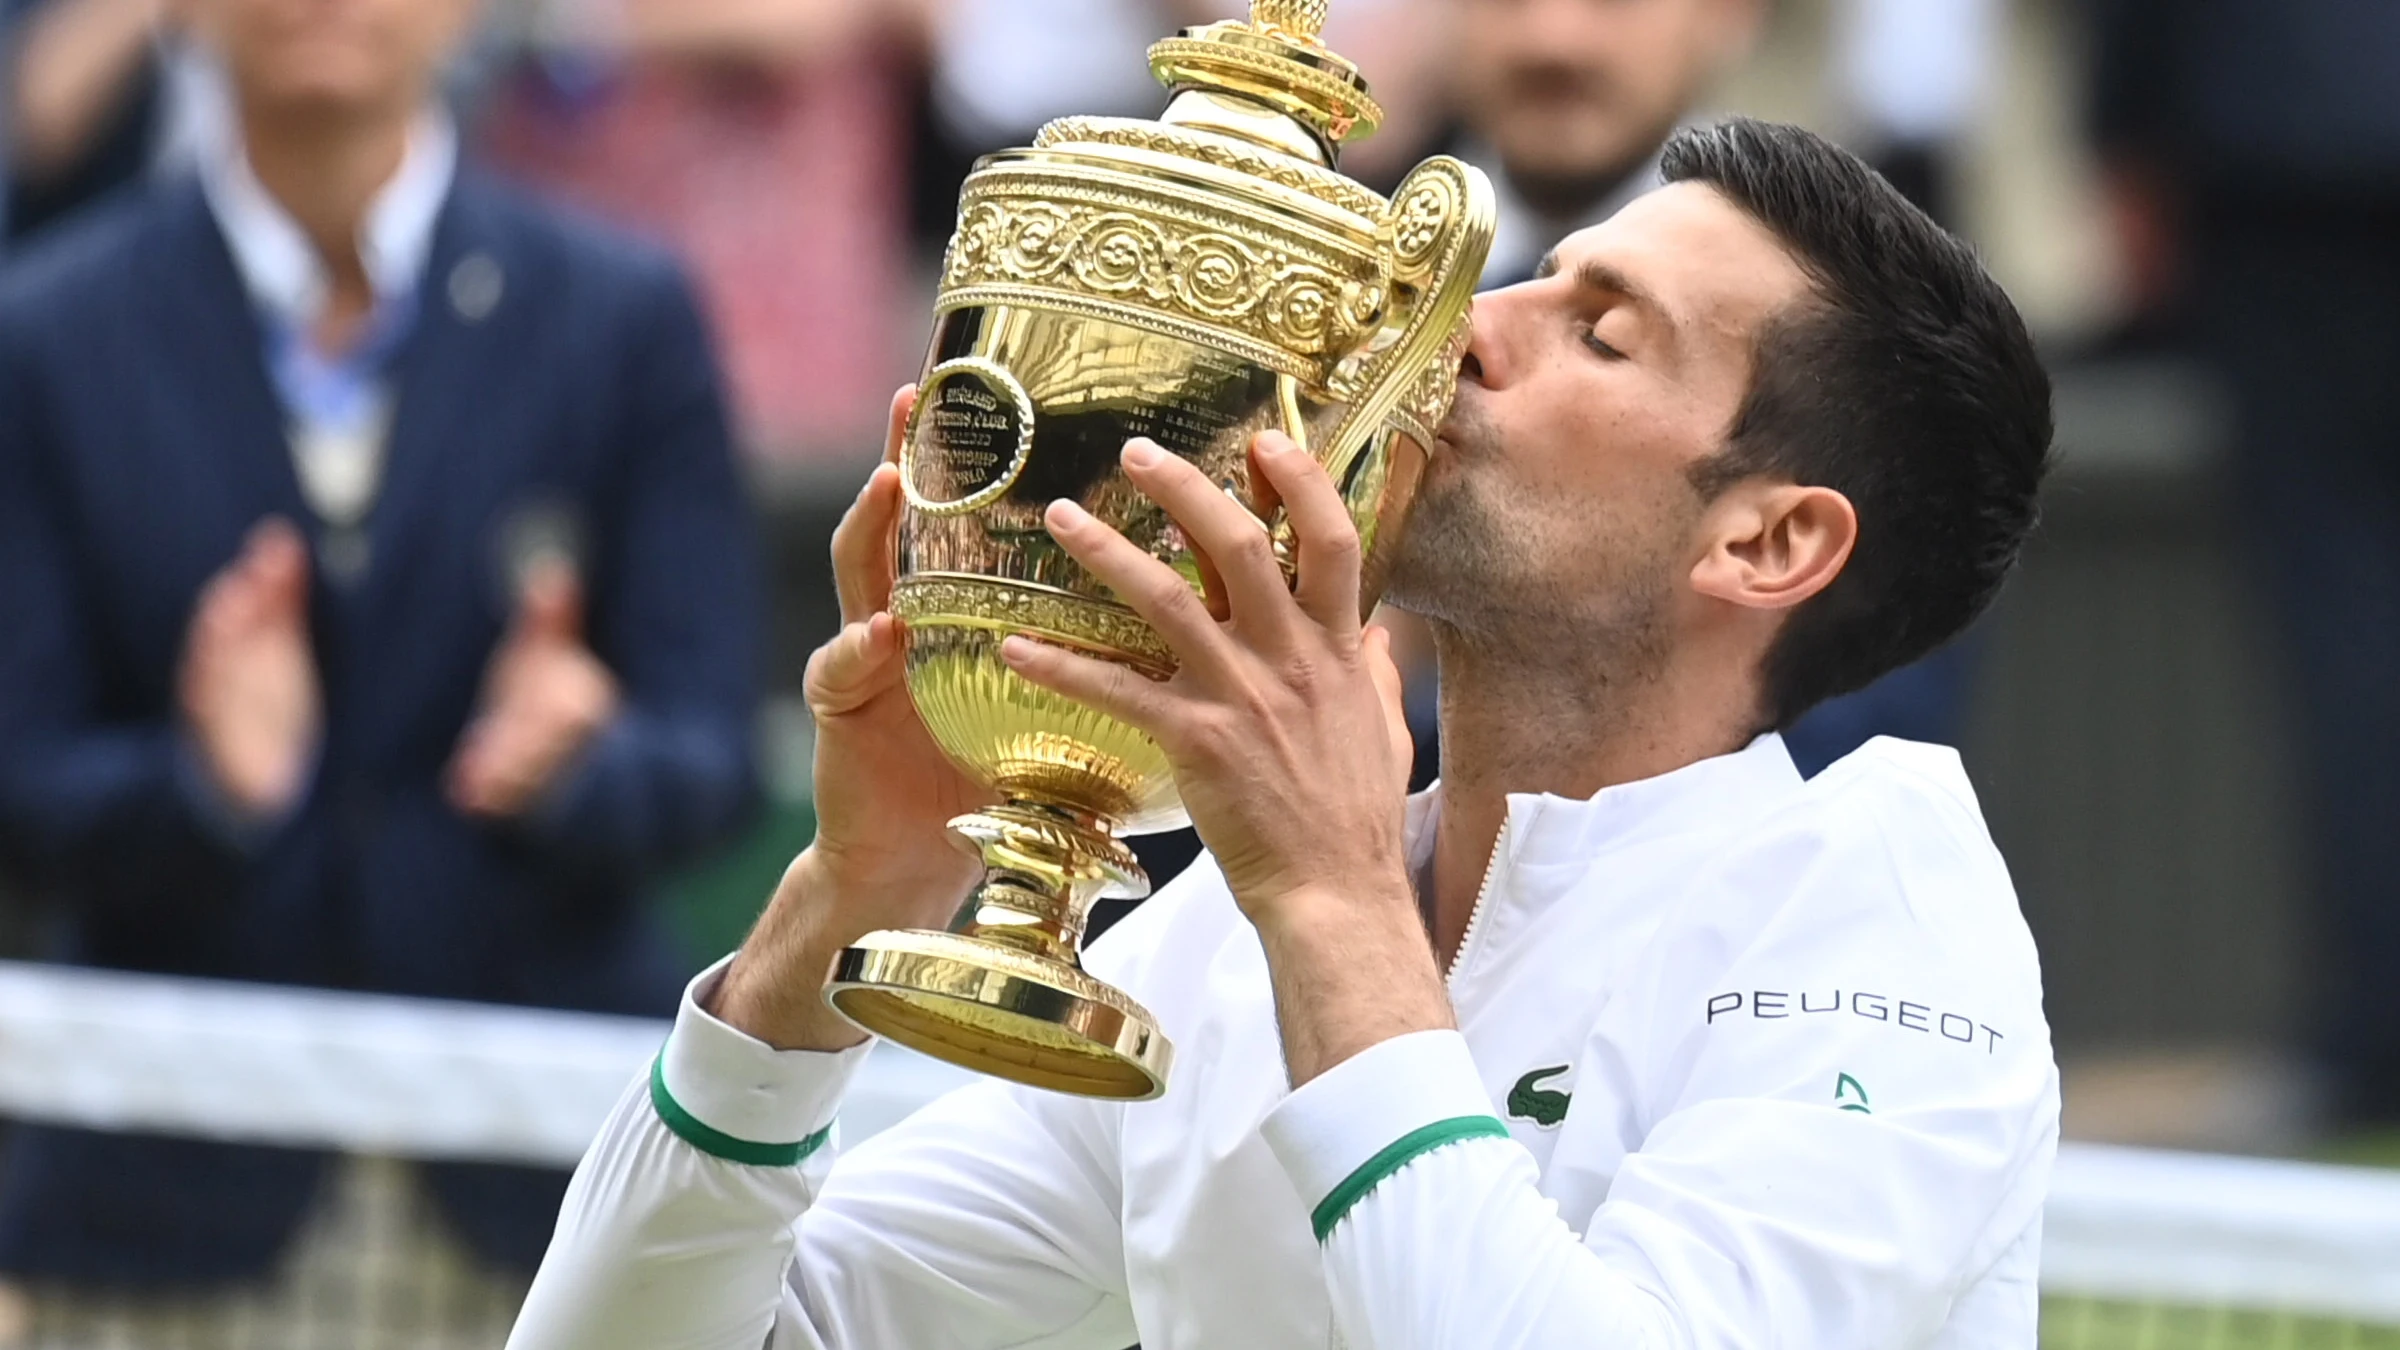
[180,518,322,823]
[448,560,620,819]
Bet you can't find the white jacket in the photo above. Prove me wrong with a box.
[509,735,2059,1350]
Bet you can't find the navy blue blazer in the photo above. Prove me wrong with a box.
[0,169,762,1283]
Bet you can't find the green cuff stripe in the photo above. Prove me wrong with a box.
[1310,1114,1512,1243]
[648,1055,832,1168]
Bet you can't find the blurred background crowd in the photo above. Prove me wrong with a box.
[0,0,2395,1344]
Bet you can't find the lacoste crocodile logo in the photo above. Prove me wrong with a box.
[1507,1065,1573,1128]
[1836,1072,1872,1114]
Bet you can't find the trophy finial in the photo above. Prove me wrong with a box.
[1152,0,1378,151]
[1249,0,1328,43]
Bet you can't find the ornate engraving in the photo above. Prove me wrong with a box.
[893,574,1176,674]
[904,359,1037,516]
[1147,35,1381,142]
[1393,179,1455,274]
[1033,117,1387,220]
[941,168,1389,362]
[1391,313,1474,446]
[1323,157,1493,478]
[936,284,1316,382]
[1249,0,1328,40]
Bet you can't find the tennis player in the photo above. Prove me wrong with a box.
[508,119,2058,1349]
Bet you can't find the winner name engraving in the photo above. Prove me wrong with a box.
[907,360,1035,514]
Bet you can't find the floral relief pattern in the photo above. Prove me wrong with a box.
[941,182,1381,357]
[893,574,1175,673]
[1032,117,1388,220]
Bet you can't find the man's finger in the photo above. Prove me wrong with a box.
[998,636,1177,736]
[828,387,913,625]
[882,385,916,467]
[1251,431,1361,633]
[1118,440,1294,636]
[1042,497,1229,668]
[830,464,904,626]
[804,613,905,719]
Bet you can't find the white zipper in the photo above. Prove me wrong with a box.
[1445,813,1512,984]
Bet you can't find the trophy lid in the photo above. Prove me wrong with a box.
[1149,0,1384,164]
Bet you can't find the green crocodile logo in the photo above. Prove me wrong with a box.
[1836,1072,1872,1114]
[1507,1065,1573,1128]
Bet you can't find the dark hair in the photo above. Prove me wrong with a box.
[1661,119,2053,730]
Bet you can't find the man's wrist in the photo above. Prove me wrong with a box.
[1252,873,1453,1086]
[1247,871,1417,949]
[707,850,878,1052]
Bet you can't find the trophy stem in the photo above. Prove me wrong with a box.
[823,797,1174,1100]
[949,800,1147,964]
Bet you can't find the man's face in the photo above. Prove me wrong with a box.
[1454,0,1760,208]
[1385,182,1812,655]
[180,0,476,118]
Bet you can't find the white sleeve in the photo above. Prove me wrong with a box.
[506,960,1137,1350]
[1260,1031,1686,1350]
[1257,778,2057,1350]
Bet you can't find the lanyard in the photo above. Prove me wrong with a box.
[264,290,421,530]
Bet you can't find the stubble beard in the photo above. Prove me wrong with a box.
[1383,418,1679,694]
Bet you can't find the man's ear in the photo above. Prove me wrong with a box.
[1689,481,1857,613]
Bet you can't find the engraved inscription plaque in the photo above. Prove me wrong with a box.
[905,358,1037,515]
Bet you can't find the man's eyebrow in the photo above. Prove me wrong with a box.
[1535,250,1669,322]
[1573,259,1668,320]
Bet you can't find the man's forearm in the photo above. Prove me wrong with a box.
[1257,884,1455,1087]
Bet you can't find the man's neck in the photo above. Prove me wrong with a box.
[1421,625,1759,967]
[237,98,415,349]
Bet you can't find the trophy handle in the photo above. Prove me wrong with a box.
[1319,157,1497,491]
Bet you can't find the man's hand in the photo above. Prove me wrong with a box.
[711,387,991,1052]
[180,518,322,823]
[998,432,1448,1085]
[448,561,620,819]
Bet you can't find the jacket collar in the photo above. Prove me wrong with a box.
[1406,732,1806,874]
[197,109,458,340]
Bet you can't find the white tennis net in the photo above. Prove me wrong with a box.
[1,959,2394,1349]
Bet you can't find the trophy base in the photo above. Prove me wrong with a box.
[827,930,1172,1100]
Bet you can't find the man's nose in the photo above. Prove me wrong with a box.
[1458,284,1523,390]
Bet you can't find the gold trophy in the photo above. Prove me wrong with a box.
[823,0,1494,1100]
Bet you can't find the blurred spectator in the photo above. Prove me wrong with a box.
[477,0,922,462]
[1828,0,1999,227]
[0,0,759,1313]
[1452,0,1765,287]
[0,0,229,246]
[3,0,168,244]
[2090,0,2400,1131]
